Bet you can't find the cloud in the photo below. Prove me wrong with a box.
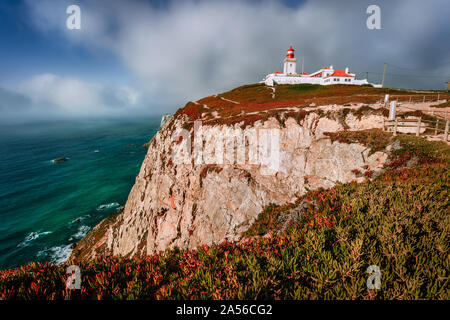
[114,86,140,107]
[0,87,33,122]
[0,74,143,123]
[20,74,104,114]
[0,87,31,112]
[20,0,450,112]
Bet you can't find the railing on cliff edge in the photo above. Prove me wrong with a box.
[383,117,449,142]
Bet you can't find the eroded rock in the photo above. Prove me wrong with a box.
[70,110,389,262]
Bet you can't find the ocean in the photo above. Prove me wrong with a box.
[0,117,160,270]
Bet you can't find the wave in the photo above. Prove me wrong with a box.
[69,215,90,225]
[51,245,73,265]
[17,231,52,247]
[40,244,73,265]
[96,202,120,211]
[69,225,91,241]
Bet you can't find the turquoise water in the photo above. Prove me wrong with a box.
[0,117,160,269]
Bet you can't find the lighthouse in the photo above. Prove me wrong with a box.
[283,45,297,75]
[262,45,376,87]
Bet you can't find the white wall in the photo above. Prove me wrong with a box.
[283,59,297,75]
[264,74,371,86]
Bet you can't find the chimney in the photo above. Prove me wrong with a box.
[345,67,349,73]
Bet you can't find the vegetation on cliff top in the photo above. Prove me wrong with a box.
[1,134,448,300]
[173,84,450,129]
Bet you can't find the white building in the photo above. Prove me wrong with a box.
[263,45,380,87]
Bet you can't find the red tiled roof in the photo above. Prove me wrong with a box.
[326,70,354,77]
[274,70,282,74]
[299,72,309,75]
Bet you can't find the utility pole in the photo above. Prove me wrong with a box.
[301,57,304,74]
[381,62,387,88]
[366,72,369,81]
[447,79,450,91]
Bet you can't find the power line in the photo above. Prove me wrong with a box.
[357,71,450,79]
[354,61,450,84]
[387,61,450,74]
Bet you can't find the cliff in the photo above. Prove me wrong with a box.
[3,84,449,300]
[69,84,446,263]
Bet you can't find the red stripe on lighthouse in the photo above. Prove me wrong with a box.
[286,45,295,58]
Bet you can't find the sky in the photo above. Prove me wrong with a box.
[0,0,449,124]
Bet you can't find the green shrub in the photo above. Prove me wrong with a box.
[286,84,322,92]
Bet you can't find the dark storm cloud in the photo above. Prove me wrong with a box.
[39,0,445,95]
[4,0,449,122]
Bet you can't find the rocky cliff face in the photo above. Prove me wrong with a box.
[70,108,389,262]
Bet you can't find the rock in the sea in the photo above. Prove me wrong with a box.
[160,113,171,128]
[53,157,69,162]
[142,114,172,148]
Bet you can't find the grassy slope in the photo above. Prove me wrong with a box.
[1,132,448,300]
[175,84,450,129]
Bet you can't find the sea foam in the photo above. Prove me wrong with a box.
[37,244,73,265]
[96,202,120,211]
[17,231,52,247]
[69,225,91,241]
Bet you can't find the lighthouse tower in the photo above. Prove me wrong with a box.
[283,45,297,75]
